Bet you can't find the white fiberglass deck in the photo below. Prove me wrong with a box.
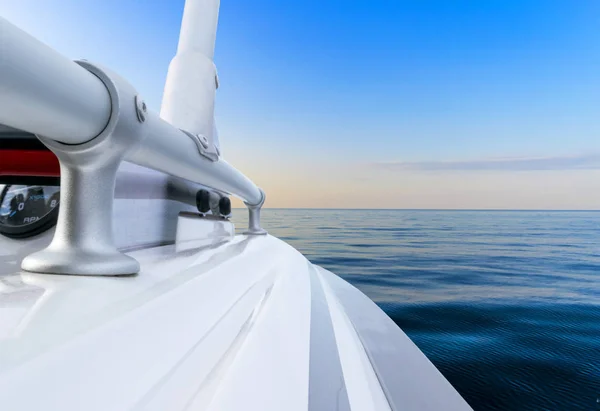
[0,230,472,410]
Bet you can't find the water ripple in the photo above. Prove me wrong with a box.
[233,209,600,411]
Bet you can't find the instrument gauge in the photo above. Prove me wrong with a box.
[0,185,60,238]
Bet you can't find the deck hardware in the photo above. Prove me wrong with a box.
[196,189,211,215]
[218,196,231,217]
[244,188,267,235]
[198,134,209,149]
[180,129,219,162]
[135,95,147,123]
[1,15,266,276]
[21,60,149,276]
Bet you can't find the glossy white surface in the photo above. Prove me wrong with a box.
[0,233,472,410]
[175,213,234,245]
[160,0,221,154]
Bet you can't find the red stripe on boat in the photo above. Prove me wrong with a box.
[0,150,60,177]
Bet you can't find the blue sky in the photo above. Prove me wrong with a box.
[3,0,600,208]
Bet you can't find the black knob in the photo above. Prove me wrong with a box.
[196,189,210,213]
[219,196,231,217]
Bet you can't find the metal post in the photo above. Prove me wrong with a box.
[160,0,221,154]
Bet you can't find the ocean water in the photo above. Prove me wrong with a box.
[235,209,600,411]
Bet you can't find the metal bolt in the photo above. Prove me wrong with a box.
[197,134,209,149]
[135,95,146,123]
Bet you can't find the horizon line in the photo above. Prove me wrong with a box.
[232,207,600,212]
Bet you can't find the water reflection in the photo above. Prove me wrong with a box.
[232,209,600,411]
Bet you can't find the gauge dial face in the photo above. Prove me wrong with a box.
[0,185,60,238]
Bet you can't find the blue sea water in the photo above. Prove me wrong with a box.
[236,209,600,411]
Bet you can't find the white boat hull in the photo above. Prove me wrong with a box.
[0,228,471,410]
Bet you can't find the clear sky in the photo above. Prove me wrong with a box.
[3,0,600,209]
